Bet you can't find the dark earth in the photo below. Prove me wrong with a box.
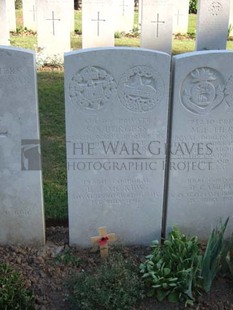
[1,226,233,310]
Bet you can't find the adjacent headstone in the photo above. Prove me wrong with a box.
[22,0,37,31]
[65,47,171,246]
[68,0,75,32]
[0,46,45,245]
[37,0,71,59]
[228,0,233,36]
[140,0,174,54]
[8,0,16,31]
[138,0,142,29]
[196,0,230,50]
[115,0,134,33]
[0,0,10,45]
[82,0,115,48]
[173,0,189,34]
[166,51,233,239]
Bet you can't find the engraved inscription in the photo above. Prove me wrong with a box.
[0,127,8,137]
[181,67,225,115]
[208,1,223,16]
[0,116,8,138]
[69,66,117,112]
[118,66,164,112]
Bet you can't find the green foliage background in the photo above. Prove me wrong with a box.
[189,0,198,14]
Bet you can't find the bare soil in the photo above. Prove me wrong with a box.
[1,226,233,310]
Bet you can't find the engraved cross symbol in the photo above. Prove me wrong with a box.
[91,11,106,36]
[29,4,36,22]
[175,9,183,26]
[120,0,128,16]
[151,13,165,38]
[46,11,61,36]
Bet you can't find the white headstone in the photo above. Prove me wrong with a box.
[7,0,16,31]
[196,0,230,50]
[82,0,115,48]
[140,0,174,54]
[37,0,71,59]
[0,0,10,45]
[22,0,37,31]
[228,0,233,36]
[166,51,233,239]
[0,46,45,245]
[115,0,134,33]
[138,0,142,29]
[65,47,171,246]
[173,0,189,34]
[69,0,74,32]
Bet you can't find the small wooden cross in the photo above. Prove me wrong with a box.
[91,226,116,258]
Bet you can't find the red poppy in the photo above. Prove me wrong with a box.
[97,236,109,246]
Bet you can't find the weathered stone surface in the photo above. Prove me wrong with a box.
[166,51,233,239]
[37,0,71,58]
[82,0,115,48]
[65,47,171,246]
[140,0,173,54]
[0,0,10,45]
[196,0,230,50]
[0,46,45,245]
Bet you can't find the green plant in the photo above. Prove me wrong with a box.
[225,236,233,277]
[189,0,198,14]
[114,31,123,39]
[129,26,140,37]
[55,249,82,267]
[201,218,229,293]
[0,263,34,309]
[15,0,22,9]
[67,252,144,310]
[140,227,202,306]
[221,232,233,278]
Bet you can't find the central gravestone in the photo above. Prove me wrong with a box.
[65,48,171,246]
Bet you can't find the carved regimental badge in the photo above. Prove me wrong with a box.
[69,66,117,112]
[118,66,164,112]
[181,68,226,115]
[208,1,222,16]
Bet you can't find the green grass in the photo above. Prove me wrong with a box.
[38,72,67,220]
[188,14,197,35]
[9,10,233,220]
[67,252,143,310]
[0,263,34,309]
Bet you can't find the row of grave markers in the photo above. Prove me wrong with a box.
[1,45,233,247]
[1,0,233,56]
